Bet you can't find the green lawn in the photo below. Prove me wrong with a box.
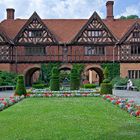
[0,97,140,140]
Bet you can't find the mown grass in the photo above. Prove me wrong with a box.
[0,97,140,140]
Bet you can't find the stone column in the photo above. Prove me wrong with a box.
[89,70,92,84]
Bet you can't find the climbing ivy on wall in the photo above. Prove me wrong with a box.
[101,63,120,80]
[73,64,84,75]
[39,63,61,85]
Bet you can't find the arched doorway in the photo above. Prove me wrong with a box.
[84,66,104,84]
[25,67,40,86]
[59,66,71,86]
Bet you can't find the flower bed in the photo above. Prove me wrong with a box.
[102,95,140,117]
[28,88,100,94]
[26,93,101,98]
[0,96,25,111]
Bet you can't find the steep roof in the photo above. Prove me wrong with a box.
[0,17,140,43]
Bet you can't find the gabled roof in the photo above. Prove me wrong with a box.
[0,12,140,44]
[14,12,58,44]
[71,12,117,44]
[119,22,140,44]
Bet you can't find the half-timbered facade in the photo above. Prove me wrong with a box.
[0,1,140,85]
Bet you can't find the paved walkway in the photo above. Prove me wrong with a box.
[0,90,14,98]
[0,89,140,105]
[113,89,140,105]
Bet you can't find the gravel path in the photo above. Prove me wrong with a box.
[113,89,140,105]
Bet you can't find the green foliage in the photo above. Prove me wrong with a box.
[120,15,139,19]
[83,84,96,89]
[103,79,110,83]
[70,68,80,90]
[32,83,48,89]
[120,16,126,19]
[39,63,60,85]
[132,79,140,91]
[50,67,60,91]
[101,63,120,80]
[38,64,47,82]
[0,71,17,86]
[111,77,140,91]
[100,83,112,94]
[111,77,128,86]
[73,64,84,75]
[100,66,113,94]
[15,75,26,96]
[60,71,70,83]
[103,67,109,80]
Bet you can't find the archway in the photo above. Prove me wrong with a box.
[59,66,72,86]
[84,66,104,84]
[25,67,40,87]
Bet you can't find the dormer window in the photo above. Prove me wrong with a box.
[29,30,43,38]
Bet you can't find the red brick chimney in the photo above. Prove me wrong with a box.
[6,8,15,19]
[106,1,114,20]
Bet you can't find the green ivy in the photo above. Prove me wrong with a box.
[38,63,60,85]
[0,71,17,86]
[101,63,120,80]
[15,75,26,96]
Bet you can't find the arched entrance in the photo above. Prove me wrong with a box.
[84,66,104,84]
[24,66,40,86]
[59,66,72,85]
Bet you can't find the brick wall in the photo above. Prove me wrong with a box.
[120,63,140,78]
[0,64,11,72]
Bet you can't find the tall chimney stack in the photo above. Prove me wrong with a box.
[106,1,114,20]
[6,8,15,20]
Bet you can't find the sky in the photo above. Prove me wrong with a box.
[0,0,140,21]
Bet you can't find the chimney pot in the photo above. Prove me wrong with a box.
[106,1,114,20]
[6,8,15,19]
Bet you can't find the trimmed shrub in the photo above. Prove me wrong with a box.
[15,75,26,96]
[50,67,60,91]
[70,68,80,90]
[32,83,48,89]
[100,83,112,94]
[100,67,113,94]
[84,84,96,89]
[101,63,120,80]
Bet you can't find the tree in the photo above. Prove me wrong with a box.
[70,68,80,90]
[38,63,60,85]
[120,16,126,19]
[120,15,139,19]
[100,67,112,94]
[15,75,26,96]
[50,67,60,91]
[103,67,109,80]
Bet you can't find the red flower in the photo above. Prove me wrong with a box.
[2,101,7,106]
[135,110,140,116]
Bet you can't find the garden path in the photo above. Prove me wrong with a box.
[113,89,140,105]
[0,90,14,98]
[0,89,140,105]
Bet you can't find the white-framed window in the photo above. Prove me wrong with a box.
[85,46,105,55]
[128,70,140,79]
[87,30,102,37]
[28,30,43,38]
